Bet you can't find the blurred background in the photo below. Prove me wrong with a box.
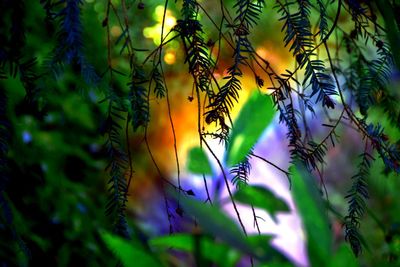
[1,0,399,266]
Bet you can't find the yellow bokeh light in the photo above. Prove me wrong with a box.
[111,26,122,38]
[143,27,155,39]
[164,52,176,65]
[165,16,177,28]
[143,7,177,45]
[154,5,165,21]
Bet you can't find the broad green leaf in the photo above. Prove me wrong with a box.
[329,243,359,267]
[174,193,286,261]
[150,234,193,251]
[233,185,290,222]
[226,90,275,167]
[100,231,161,267]
[290,162,332,266]
[150,233,241,267]
[247,234,290,263]
[177,195,251,254]
[187,146,213,175]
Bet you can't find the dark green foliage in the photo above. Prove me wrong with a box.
[187,147,213,175]
[344,151,373,256]
[233,185,289,222]
[230,156,251,189]
[0,87,14,253]
[151,67,166,99]
[207,0,264,135]
[316,0,328,40]
[356,44,393,116]
[290,161,332,266]
[177,0,215,101]
[276,0,313,56]
[49,0,99,85]
[128,66,149,131]
[278,103,304,163]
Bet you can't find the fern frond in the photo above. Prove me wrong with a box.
[103,100,130,238]
[356,46,393,115]
[304,59,337,108]
[366,123,400,173]
[316,0,328,39]
[230,149,252,189]
[128,66,149,131]
[181,0,198,20]
[51,0,99,85]
[151,66,166,99]
[233,0,264,29]
[345,0,368,37]
[278,102,308,165]
[305,140,327,169]
[54,0,84,63]
[276,0,313,56]
[344,151,373,256]
[176,1,214,98]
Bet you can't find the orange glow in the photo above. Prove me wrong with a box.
[111,25,122,38]
[256,47,268,59]
[164,52,176,65]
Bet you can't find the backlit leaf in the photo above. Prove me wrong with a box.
[100,231,161,267]
[290,161,332,266]
[233,185,290,222]
[226,90,275,167]
[187,146,213,175]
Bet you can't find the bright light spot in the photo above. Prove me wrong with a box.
[144,6,177,45]
[154,5,165,21]
[22,131,32,144]
[164,51,176,65]
[230,134,245,162]
[85,0,94,3]
[143,27,153,39]
[256,47,268,59]
[111,26,122,38]
[165,16,176,28]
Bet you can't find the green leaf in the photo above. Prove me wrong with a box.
[150,233,241,267]
[233,185,290,222]
[150,234,193,251]
[187,146,213,175]
[173,193,285,261]
[177,195,251,253]
[290,161,332,266]
[226,90,275,167]
[100,231,161,267]
[247,234,290,263]
[375,0,400,68]
[329,243,359,267]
